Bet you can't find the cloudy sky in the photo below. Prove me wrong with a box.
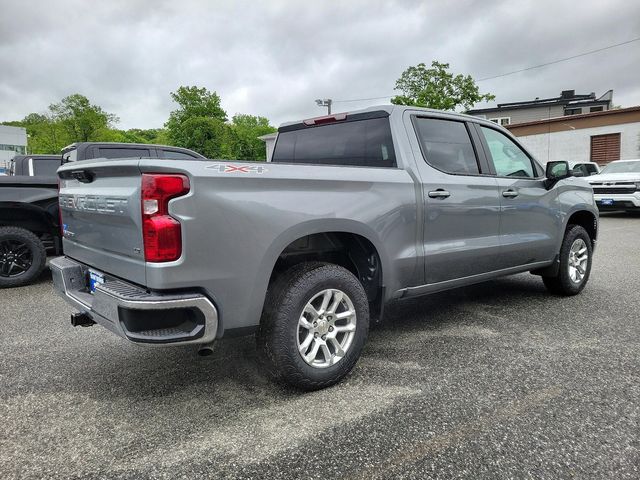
[1,0,639,129]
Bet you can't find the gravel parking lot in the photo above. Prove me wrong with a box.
[1,214,638,479]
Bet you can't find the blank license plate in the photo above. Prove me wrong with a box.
[88,270,105,293]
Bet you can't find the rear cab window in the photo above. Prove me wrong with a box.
[272,112,396,168]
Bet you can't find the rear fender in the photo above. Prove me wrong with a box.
[247,219,392,327]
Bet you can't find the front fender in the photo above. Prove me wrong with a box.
[555,178,599,248]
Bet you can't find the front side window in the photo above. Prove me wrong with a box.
[413,117,479,175]
[480,126,535,178]
[272,117,396,168]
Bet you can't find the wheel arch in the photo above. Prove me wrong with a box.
[251,219,392,327]
[565,209,598,246]
[0,203,57,236]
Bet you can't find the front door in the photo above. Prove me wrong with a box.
[409,115,502,284]
[475,125,559,269]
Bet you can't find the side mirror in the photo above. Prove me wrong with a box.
[545,161,570,189]
[546,161,570,180]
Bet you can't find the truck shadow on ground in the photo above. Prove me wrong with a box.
[59,273,555,403]
[598,211,640,218]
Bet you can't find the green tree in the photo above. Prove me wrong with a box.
[100,127,169,145]
[166,86,227,128]
[391,61,495,111]
[165,86,229,157]
[169,117,233,159]
[229,114,276,160]
[49,94,119,142]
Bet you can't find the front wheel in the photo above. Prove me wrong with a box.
[543,225,592,296]
[257,262,370,390]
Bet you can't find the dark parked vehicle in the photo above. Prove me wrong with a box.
[8,154,62,176]
[62,142,206,162]
[1,144,204,287]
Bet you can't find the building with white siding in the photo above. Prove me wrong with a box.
[506,106,640,165]
[258,132,277,162]
[0,125,27,173]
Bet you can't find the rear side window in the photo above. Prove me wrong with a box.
[272,117,396,168]
[413,118,479,175]
[97,148,151,159]
[33,159,61,176]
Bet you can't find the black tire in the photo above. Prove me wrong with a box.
[0,226,47,288]
[542,225,592,296]
[257,262,370,391]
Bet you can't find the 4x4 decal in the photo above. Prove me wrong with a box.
[206,164,268,174]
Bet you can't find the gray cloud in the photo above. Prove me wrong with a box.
[1,0,639,129]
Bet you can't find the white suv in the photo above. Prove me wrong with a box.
[587,159,640,211]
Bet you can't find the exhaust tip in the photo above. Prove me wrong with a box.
[197,345,215,357]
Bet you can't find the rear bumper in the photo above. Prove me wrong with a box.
[593,193,640,210]
[50,256,218,345]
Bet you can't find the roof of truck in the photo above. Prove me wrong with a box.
[11,154,61,161]
[279,104,495,130]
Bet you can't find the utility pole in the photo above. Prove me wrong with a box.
[315,98,332,115]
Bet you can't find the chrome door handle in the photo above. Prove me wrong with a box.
[502,189,519,198]
[428,189,451,199]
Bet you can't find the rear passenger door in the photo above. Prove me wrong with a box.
[408,114,502,284]
[474,125,558,269]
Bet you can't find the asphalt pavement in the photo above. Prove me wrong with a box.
[1,214,638,479]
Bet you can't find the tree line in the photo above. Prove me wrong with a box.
[3,61,492,159]
[3,86,276,160]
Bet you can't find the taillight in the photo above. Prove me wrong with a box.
[141,174,190,262]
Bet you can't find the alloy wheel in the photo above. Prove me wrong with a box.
[0,239,33,278]
[568,238,589,284]
[297,288,357,368]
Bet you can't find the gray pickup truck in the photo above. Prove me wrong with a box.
[51,105,598,390]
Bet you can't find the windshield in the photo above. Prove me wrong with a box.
[599,161,640,174]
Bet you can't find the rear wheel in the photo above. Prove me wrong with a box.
[0,227,47,288]
[542,225,592,296]
[257,262,369,390]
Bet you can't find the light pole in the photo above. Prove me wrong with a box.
[315,98,332,115]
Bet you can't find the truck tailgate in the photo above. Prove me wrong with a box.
[58,160,146,285]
